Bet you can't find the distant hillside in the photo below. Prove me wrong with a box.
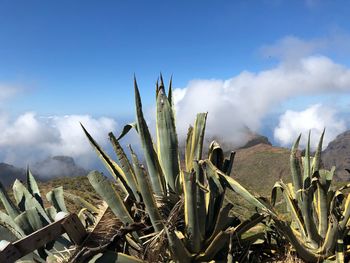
[31,155,87,179]
[322,130,350,181]
[231,131,350,196]
[204,131,272,152]
[0,163,26,187]
[231,143,291,196]
[239,134,272,149]
[0,156,87,187]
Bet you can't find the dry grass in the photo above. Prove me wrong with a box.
[273,246,305,263]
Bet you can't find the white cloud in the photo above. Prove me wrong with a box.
[174,55,350,147]
[260,34,350,63]
[0,112,58,147]
[47,115,117,167]
[0,113,117,168]
[274,104,346,148]
[260,36,326,62]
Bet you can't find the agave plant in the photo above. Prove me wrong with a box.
[80,76,276,262]
[270,131,350,262]
[0,169,97,262]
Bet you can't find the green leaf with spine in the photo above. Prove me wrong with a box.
[109,132,141,202]
[80,123,133,200]
[129,146,163,232]
[134,77,166,195]
[64,192,100,214]
[0,169,96,261]
[26,168,44,208]
[269,131,350,262]
[46,186,68,213]
[87,170,134,226]
[0,181,20,219]
[156,76,180,192]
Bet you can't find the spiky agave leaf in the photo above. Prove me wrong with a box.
[12,179,51,223]
[46,186,68,213]
[271,181,306,238]
[0,210,25,239]
[116,122,138,141]
[109,132,141,202]
[165,227,192,263]
[222,151,235,176]
[311,130,329,239]
[129,146,163,232]
[202,160,275,217]
[316,213,339,257]
[205,141,237,239]
[303,131,312,182]
[45,206,57,222]
[204,160,225,235]
[185,113,208,240]
[312,128,325,173]
[0,181,20,219]
[208,141,224,171]
[156,78,180,192]
[25,207,49,231]
[182,171,201,253]
[290,134,303,197]
[64,192,100,214]
[81,124,134,200]
[185,113,207,172]
[205,203,238,246]
[196,213,264,262]
[339,192,350,230]
[14,211,34,235]
[26,168,44,208]
[24,206,60,257]
[87,171,134,226]
[300,132,322,245]
[316,167,335,238]
[271,219,323,263]
[134,78,165,196]
[270,132,350,262]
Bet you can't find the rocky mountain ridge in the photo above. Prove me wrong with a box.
[0,156,87,187]
[322,130,350,181]
[1,130,350,190]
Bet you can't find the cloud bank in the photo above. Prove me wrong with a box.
[0,112,117,168]
[274,104,347,147]
[174,37,350,150]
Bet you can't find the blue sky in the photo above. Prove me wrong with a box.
[1,0,349,114]
[1,0,350,167]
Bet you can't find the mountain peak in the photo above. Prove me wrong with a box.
[0,156,87,187]
[239,134,272,149]
[322,130,350,181]
[31,155,87,179]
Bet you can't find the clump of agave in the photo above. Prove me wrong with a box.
[80,76,273,262]
[270,131,350,262]
[0,169,98,262]
[3,75,348,263]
